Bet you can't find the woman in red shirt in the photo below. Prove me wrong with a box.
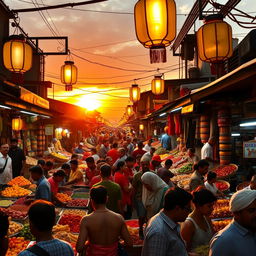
[114,161,132,219]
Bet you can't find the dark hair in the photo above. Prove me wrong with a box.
[188,148,195,153]
[46,161,53,167]
[85,157,95,163]
[0,212,9,238]
[71,154,78,159]
[28,200,56,232]
[112,143,118,148]
[150,147,156,152]
[61,163,71,170]
[91,148,97,153]
[165,159,173,166]
[138,141,144,148]
[100,164,111,178]
[10,138,18,143]
[207,171,217,181]
[37,159,45,166]
[116,161,125,171]
[194,159,209,171]
[53,169,66,177]
[192,188,217,206]
[164,187,192,211]
[125,156,135,163]
[97,159,106,164]
[29,165,43,175]
[70,159,78,165]
[90,186,107,204]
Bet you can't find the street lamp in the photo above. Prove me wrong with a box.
[197,14,233,63]
[60,60,78,91]
[151,74,165,95]
[129,84,141,103]
[134,0,176,63]
[3,35,32,73]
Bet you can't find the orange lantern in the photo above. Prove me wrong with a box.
[127,105,133,116]
[197,14,233,63]
[151,74,165,95]
[134,0,176,63]
[60,61,78,91]
[12,117,23,131]
[139,124,144,130]
[129,84,141,103]
[3,35,33,73]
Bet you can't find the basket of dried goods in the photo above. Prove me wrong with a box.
[215,180,230,192]
[8,220,23,237]
[55,193,72,203]
[214,164,238,179]
[236,181,250,191]
[58,213,82,233]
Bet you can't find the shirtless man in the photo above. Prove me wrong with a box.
[76,186,132,256]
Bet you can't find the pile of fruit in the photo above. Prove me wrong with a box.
[214,164,237,178]
[176,163,193,174]
[19,223,35,241]
[56,193,72,203]
[211,199,232,219]
[63,209,87,216]
[215,181,229,191]
[8,176,31,187]
[53,224,78,243]
[1,185,31,197]
[212,219,232,232]
[0,208,27,220]
[6,237,30,256]
[66,199,88,208]
[58,214,82,233]
[8,221,23,236]
[0,199,14,207]
[125,220,143,246]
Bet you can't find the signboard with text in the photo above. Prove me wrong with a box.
[243,141,256,158]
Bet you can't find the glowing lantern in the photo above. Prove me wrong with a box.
[151,74,165,95]
[61,129,69,137]
[139,124,144,130]
[197,14,233,63]
[61,61,78,91]
[134,0,176,63]
[12,117,23,131]
[129,84,141,103]
[127,105,133,116]
[3,35,32,73]
[55,128,63,139]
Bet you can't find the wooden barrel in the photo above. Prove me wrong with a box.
[200,115,210,143]
[219,127,231,144]
[218,109,231,127]
[219,125,231,165]
[31,138,37,151]
[37,128,44,156]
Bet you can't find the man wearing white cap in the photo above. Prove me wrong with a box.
[209,189,256,256]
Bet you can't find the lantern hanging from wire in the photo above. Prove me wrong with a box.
[3,35,33,73]
[129,84,141,103]
[61,60,78,91]
[127,105,133,116]
[151,74,165,95]
[197,14,233,63]
[139,124,144,131]
[134,0,176,63]
[12,117,23,131]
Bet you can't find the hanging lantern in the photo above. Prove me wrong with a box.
[61,61,78,91]
[151,74,165,95]
[61,129,69,137]
[3,35,33,73]
[12,117,23,131]
[127,105,133,116]
[197,14,233,63]
[134,0,176,63]
[139,124,144,130]
[129,84,141,103]
[55,128,63,139]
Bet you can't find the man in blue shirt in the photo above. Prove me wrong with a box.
[209,189,256,256]
[161,127,171,150]
[29,165,51,202]
[142,187,193,256]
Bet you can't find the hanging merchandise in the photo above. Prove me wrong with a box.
[168,114,175,136]
[174,114,181,136]
[134,0,177,63]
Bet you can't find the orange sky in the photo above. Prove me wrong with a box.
[4,0,253,125]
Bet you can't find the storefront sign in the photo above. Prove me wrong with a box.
[181,104,194,114]
[45,124,54,135]
[243,141,256,158]
[20,87,49,109]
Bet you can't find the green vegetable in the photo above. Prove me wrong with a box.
[194,245,210,256]
[155,147,167,155]
[19,223,35,241]
[177,163,193,174]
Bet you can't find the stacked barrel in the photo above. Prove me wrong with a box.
[218,110,231,165]
[37,125,45,156]
[200,115,210,144]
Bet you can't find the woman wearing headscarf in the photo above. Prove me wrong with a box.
[141,172,169,219]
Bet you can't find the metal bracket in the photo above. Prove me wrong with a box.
[28,36,68,55]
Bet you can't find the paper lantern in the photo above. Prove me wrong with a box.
[61,61,78,91]
[129,84,141,103]
[12,117,23,131]
[134,0,176,63]
[127,105,133,116]
[3,35,32,73]
[151,75,165,95]
[197,14,233,63]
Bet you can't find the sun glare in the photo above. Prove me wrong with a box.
[77,94,101,111]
